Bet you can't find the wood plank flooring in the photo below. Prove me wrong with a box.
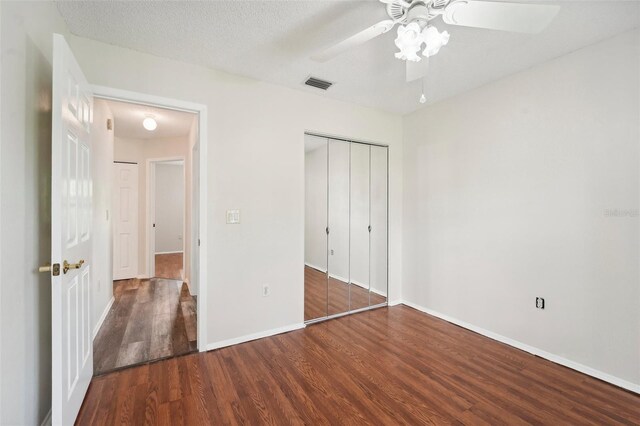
[79,305,640,425]
[155,253,183,280]
[304,265,386,321]
[93,278,197,375]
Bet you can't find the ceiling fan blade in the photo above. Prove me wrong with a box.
[311,20,395,62]
[406,58,429,82]
[443,1,560,34]
[379,0,412,8]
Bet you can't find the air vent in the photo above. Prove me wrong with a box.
[304,77,333,91]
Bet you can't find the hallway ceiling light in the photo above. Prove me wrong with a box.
[143,116,157,131]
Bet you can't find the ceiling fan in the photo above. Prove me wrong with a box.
[311,0,560,83]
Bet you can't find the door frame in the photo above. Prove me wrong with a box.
[147,156,187,282]
[92,85,208,350]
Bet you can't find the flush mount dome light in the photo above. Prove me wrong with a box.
[143,116,157,131]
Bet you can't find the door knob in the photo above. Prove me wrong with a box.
[38,263,60,276]
[63,259,85,274]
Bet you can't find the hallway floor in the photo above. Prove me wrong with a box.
[93,278,197,375]
[155,252,183,280]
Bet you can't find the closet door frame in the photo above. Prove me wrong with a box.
[304,132,389,325]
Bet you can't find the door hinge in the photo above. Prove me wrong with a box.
[198,238,201,247]
[326,227,329,235]
[368,225,372,232]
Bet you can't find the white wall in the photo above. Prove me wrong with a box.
[66,31,404,346]
[304,139,328,271]
[403,29,640,388]
[155,162,185,253]
[0,2,69,424]
[113,135,191,277]
[91,99,114,335]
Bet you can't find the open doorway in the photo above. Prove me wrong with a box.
[150,158,185,281]
[92,98,199,375]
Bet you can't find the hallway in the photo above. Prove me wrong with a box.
[93,278,197,375]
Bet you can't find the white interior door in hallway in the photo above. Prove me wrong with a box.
[112,162,139,280]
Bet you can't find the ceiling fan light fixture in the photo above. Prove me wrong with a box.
[394,22,424,62]
[422,26,450,58]
[143,116,157,131]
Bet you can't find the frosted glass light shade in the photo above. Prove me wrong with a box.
[394,23,424,62]
[143,117,157,131]
[422,26,450,58]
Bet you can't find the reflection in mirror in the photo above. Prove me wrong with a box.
[327,140,350,316]
[370,146,388,305]
[304,135,328,321]
[349,143,370,311]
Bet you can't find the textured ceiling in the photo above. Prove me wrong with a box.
[104,99,196,140]
[59,1,640,115]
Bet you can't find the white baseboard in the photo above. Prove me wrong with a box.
[399,300,640,394]
[306,265,389,298]
[388,299,403,306]
[136,274,150,280]
[329,272,349,283]
[155,250,184,255]
[206,323,306,351]
[92,296,115,340]
[370,287,387,297]
[40,409,52,426]
[350,280,388,298]
[350,279,368,290]
[304,262,327,273]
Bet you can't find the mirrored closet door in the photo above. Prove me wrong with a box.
[349,143,371,312]
[369,145,388,306]
[303,135,328,321]
[327,140,350,316]
[304,133,388,323]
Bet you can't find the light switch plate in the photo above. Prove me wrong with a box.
[226,209,240,224]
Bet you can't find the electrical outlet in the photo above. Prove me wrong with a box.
[262,284,270,297]
[535,297,545,309]
[226,209,240,224]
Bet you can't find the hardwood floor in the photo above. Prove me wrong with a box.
[93,278,197,375]
[79,305,640,425]
[304,265,387,321]
[155,252,183,280]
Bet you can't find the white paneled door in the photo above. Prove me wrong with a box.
[112,162,139,280]
[51,34,93,425]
